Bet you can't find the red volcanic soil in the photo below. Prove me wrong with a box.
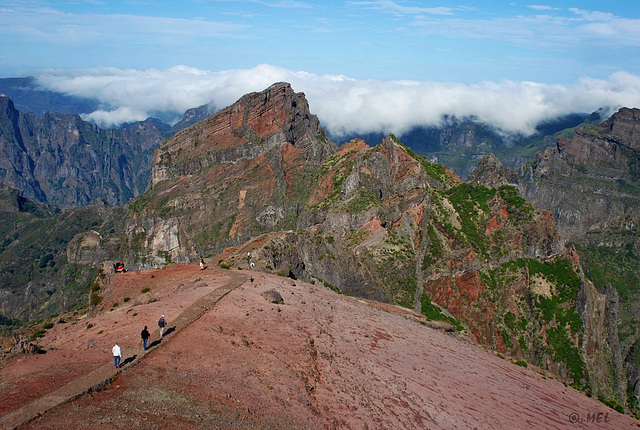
[1,264,637,429]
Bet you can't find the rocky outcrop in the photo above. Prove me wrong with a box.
[517,108,640,241]
[0,333,42,355]
[151,82,336,185]
[513,107,640,408]
[126,83,338,267]
[466,153,519,188]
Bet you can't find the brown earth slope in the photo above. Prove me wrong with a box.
[1,264,637,429]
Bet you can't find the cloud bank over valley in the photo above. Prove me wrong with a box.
[34,64,640,138]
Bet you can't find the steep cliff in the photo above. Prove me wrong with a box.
[125,82,338,267]
[513,107,640,408]
[518,108,640,241]
[0,95,166,208]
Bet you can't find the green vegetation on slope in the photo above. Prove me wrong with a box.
[577,243,640,347]
[420,293,464,331]
[445,183,496,256]
[0,200,125,327]
[481,257,587,389]
[375,230,417,308]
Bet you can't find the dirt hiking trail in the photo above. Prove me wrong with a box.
[0,265,249,429]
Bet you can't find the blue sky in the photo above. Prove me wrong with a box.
[1,1,639,136]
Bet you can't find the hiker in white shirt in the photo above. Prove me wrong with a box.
[112,343,122,368]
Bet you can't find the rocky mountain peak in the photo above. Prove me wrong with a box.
[518,109,640,240]
[602,107,640,148]
[467,153,518,188]
[151,82,337,186]
[0,94,19,129]
[556,107,640,172]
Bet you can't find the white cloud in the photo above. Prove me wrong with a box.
[34,65,640,137]
[347,0,454,16]
[247,0,312,8]
[0,6,250,45]
[527,5,561,11]
[83,106,148,126]
[407,6,640,49]
[568,8,615,22]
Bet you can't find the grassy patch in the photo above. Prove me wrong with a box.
[340,187,381,213]
[547,326,586,387]
[420,293,464,331]
[445,183,496,256]
[498,185,533,221]
[422,224,443,268]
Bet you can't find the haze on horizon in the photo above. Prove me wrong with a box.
[0,0,639,137]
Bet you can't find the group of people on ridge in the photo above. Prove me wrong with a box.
[111,314,168,368]
[111,258,205,368]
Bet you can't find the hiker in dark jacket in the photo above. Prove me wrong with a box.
[141,326,150,350]
[158,315,167,337]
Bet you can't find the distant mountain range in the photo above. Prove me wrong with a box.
[334,111,607,178]
[0,94,163,208]
[0,76,608,209]
[0,77,101,117]
[0,80,222,209]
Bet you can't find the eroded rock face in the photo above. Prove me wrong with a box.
[126,83,338,264]
[518,107,640,241]
[0,95,166,208]
[466,153,519,188]
[151,82,335,185]
[513,108,640,406]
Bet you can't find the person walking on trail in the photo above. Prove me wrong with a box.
[112,343,122,368]
[158,315,167,337]
[200,257,205,270]
[141,326,150,350]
